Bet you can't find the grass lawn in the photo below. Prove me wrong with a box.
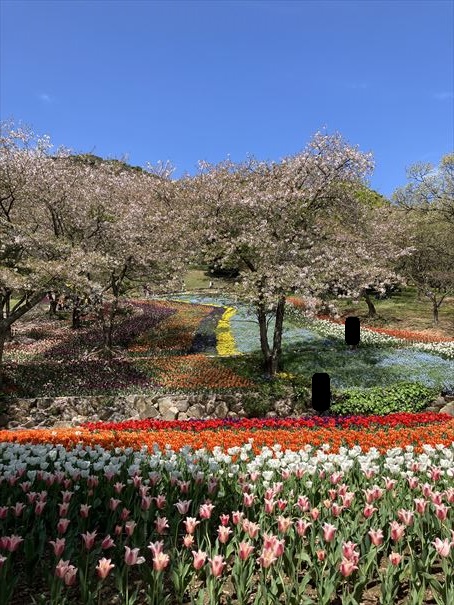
[330,286,454,339]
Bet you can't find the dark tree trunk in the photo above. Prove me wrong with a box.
[363,292,377,318]
[257,295,286,378]
[48,292,58,317]
[72,306,82,329]
[0,331,6,388]
[433,301,439,325]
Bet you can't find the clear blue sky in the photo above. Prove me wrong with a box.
[1,0,453,197]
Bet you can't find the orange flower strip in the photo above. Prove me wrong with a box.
[2,418,454,455]
[145,354,253,389]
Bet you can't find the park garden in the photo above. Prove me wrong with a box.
[0,122,453,603]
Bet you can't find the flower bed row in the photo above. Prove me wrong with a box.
[2,415,454,456]
[1,437,453,604]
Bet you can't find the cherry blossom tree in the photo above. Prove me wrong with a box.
[0,122,104,383]
[190,132,376,377]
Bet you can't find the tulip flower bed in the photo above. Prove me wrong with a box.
[1,415,454,604]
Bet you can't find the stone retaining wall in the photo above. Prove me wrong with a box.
[1,392,453,430]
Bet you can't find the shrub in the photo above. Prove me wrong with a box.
[331,381,438,416]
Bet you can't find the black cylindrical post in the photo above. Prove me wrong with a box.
[312,372,330,413]
[345,316,360,347]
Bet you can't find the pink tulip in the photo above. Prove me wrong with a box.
[296,495,311,512]
[132,475,142,488]
[331,471,344,484]
[96,557,115,579]
[310,507,320,521]
[238,541,254,560]
[114,525,123,536]
[124,546,145,566]
[342,541,359,562]
[109,498,121,511]
[277,516,292,533]
[101,535,115,550]
[316,550,326,561]
[207,477,219,494]
[258,548,277,568]
[340,557,359,577]
[155,516,169,535]
[363,504,378,519]
[389,521,406,542]
[323,499,331,509]
[208,554,226,577]
[388,552,402,566]
[58,502,70,517]
[250,471,261,482]
[430,491,443,505]
[432,538,451,558]
[384,477,397,491]
[79,504,91,518]
[414,498,428,514]
[368,528,384,547]
[3,535,24,552]
[183,534,194,549]
[322,522,337,542]
[125,520,137,537]
[430,467,442,481]
[55,559,78,585]
[141,496,153,511]
[264,499,276,514]
[217,525,233,544]
[397,509,414,526]
[434,504,449,521]
[184,517,200,534]
[148,541,164,557]
[445,487,454,503]
[232,511,244,525]
[0,507,8,520]
[407,476,419,490]
[57,519,70,535]
[61,491,73,503]
[153,552,170,571]
[295,519,312,537]
[35,501,46,515]
[0,555,6,568]
[49,538,66,558]
[277,498,287,511]
[178,480,191,494]
[87,475,99,488]
[175,500,192,515]
[331,503,344,517]
[199,503,215,519]
[363,468,375,479]
[11,502,26,517]
[243,519,260,539]
[154,495,167,509]
[422,483,433,498]
[192,549,207,570]
[120,508,131,521]
[243,493,255,507]
[114,482,125,494]
[219,513,230,526]
[81,530,97,551]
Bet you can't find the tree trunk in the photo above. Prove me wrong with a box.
[0,330,6,389]
[363,292,377,318]
[257,296,286,379]
[433,301,439,325]
[48,292,58,317]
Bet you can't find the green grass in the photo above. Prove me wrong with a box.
[327,286,454,337]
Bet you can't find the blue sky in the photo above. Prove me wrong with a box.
[1,0,453,197]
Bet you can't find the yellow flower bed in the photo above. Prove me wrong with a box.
[216,306,240,356]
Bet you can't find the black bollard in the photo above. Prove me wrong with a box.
[345,316,360,347]
[312,372,331,413]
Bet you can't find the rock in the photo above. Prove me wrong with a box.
[0,414,9,427]
[52,421,74,428]
[205,401,216,415]
[425,406,440,413]
[140,404,159,419]
[160,405,179,421]
[265,411,278,418]
[215,402,229,419]
[178,412,189,420]
[173,399,189,413]
[432,396,447,408]
[439,402,454,417]
[273,400,292,416]
[187,404,205,419]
